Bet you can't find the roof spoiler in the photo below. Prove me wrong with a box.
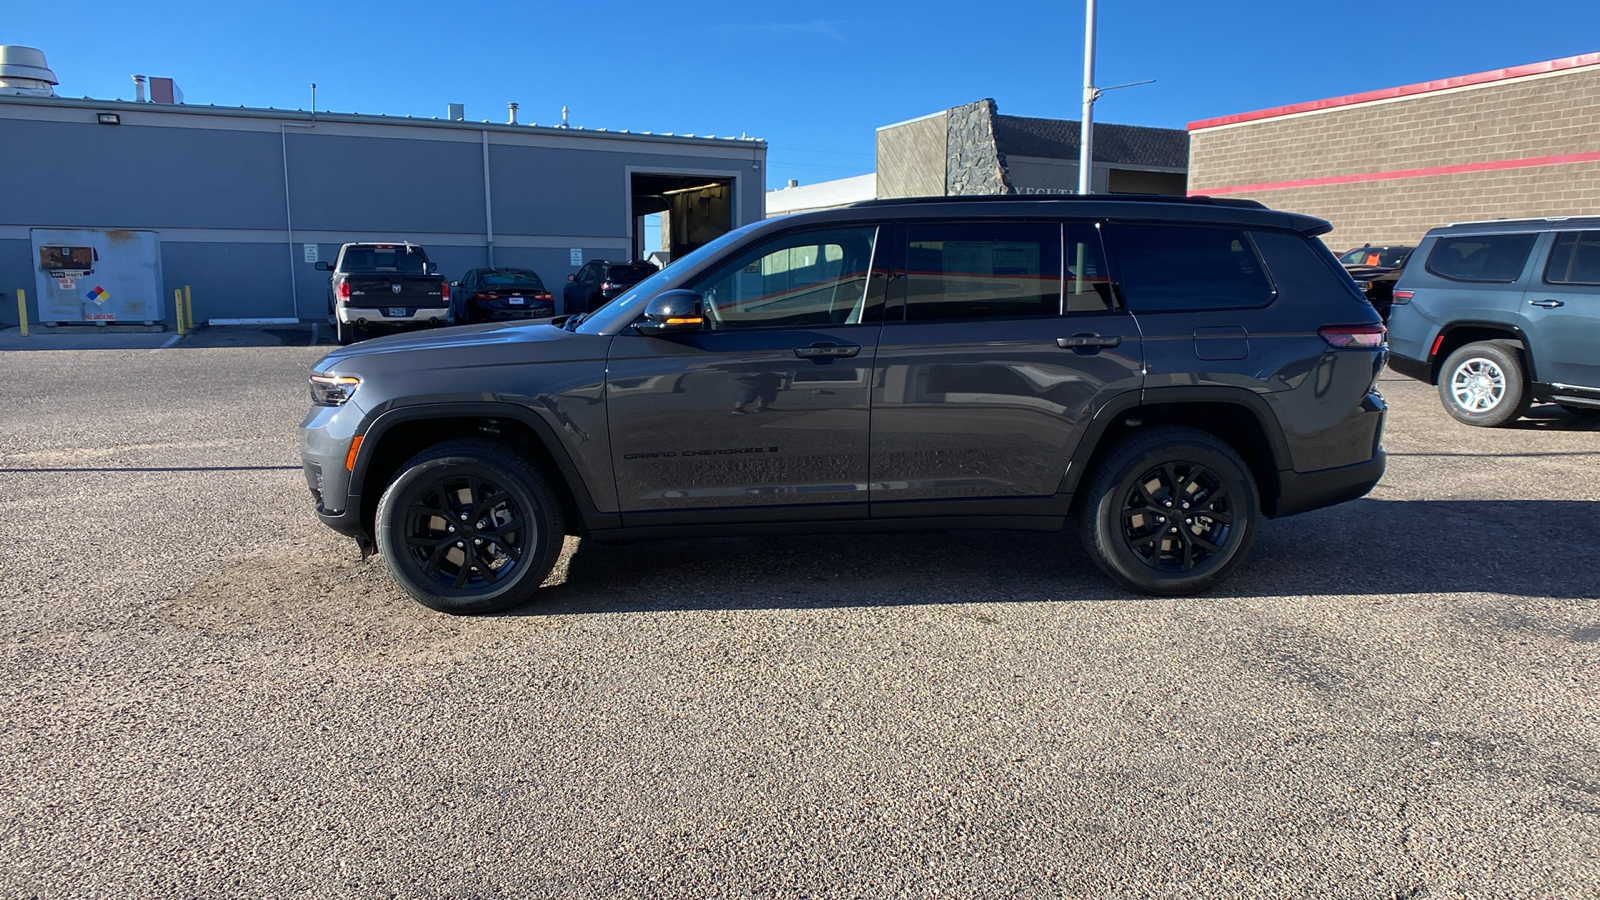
[1287,213,1333,238]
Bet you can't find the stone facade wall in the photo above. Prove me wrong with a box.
[875,114,948,199]
[1189,65,1600,247]
[945,99,1012,195]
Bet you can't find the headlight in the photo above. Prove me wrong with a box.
[309,372,360,406]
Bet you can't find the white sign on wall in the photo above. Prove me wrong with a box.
[569,248,583,266]
[303,243,319,264]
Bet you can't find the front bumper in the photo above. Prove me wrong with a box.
[300,404,368,539]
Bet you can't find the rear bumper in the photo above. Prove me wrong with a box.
[1274,450,1386,518]
[336,306,449,326]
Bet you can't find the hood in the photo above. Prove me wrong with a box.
[313,321,602,375]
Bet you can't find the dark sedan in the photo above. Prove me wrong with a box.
[451,268,555,324]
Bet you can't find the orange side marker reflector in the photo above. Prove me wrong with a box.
[345,435,364,471]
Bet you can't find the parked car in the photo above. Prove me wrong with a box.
[451,268,555,324]
[317,243,449,344]
[301,194,1388,614]
[1386,219,1600,426]
[1338,244,1415,321]
[572,259,658,313]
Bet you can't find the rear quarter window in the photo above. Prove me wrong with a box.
[1106,223,1275,312]
[1424,233,1537,283]
[1251,230,1365,307]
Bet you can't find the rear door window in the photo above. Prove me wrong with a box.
[1105,224,1275,312]
[1425,233,1537,283]
[903,222,1063,321]
[1543,231,1600,285]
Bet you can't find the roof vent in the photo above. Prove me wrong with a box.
[0,45,59,97]
[508,102,519,125]
[447,102,464,121]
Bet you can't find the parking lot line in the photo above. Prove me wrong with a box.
[147,335,182,353]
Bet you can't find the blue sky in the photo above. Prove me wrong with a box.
[10,0,1600,192]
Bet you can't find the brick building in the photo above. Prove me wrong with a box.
[1187,53,1600,249]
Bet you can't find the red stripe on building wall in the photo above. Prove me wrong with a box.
[1187,52,1600,131]
[1189,151,1600,197]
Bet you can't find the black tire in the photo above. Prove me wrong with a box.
[1558,404,1600,419]
[335,319,356,345]
[1437,340,1529,427]
[374,439,565,615]
[1077,426,1259,597]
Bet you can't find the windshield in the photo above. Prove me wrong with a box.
[574,222,767,334]
[482,269,545,289]
[1340,246,1412,267]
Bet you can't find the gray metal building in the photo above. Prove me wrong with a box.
[0,90,765,328]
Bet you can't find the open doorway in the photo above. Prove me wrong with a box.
[629,172,736,266]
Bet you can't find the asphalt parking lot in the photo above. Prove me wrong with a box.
[1,324,1596,898]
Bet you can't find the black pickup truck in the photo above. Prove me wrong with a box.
[317,243,450,344]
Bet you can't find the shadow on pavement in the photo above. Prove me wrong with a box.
[528,498,1600,615]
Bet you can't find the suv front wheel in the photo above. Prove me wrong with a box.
[374,439,566,614]
[1437,340,1530,427]
[1078,427,1259,596]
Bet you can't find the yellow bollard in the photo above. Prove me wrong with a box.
[174,289,186,335]
[15,289,26,338]
[184,285,194,331]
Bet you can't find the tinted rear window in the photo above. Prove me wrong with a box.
[904,221,1064,321]
[1107,224,1275,312]
[1425,233,1537,283]
[607,265,656,282]
[1543,231,1600,285]
[482,270,545,289]
[341,246,427,273]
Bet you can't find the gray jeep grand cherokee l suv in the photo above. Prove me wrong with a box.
[301,196,1388,614]
[1386,218,1600,426]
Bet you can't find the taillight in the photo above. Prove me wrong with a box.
[337,281,351,301]
[1392,290,1414,305]
[1319,324,1387,348]
[441,281,450,301]
[535,292,553,301]
[473,292,495,301]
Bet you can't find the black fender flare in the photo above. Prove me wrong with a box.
[1061,386,1294,511]
[349,400,617,533]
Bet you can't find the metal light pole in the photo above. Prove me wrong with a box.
[1078,0,1097,196]
[1077,1,1154,196]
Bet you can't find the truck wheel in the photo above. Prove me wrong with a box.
[336,319,356,345]
[1438,340,1529,427]
[1077,426,1259,597]
[374,439,566,615]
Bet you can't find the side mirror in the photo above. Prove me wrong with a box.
[633,290,704,336]
[314,261,332,271]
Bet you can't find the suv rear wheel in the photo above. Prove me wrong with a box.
[374,439,565,614]
[1077,427,1259,596]
[1438,340,1529,427]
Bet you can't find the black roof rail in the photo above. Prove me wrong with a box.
[847,194,1269,211]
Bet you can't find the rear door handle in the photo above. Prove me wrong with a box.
[793,342,861,359]
[1529,299,1565,309]
[1056,334,1122,349]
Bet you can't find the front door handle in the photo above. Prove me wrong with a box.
[1529,299,1565,309]
[793,342,861,359]
[1056,334,1123,350]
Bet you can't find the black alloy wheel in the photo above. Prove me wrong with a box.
[375,439,565,614]
[1118,461,1236,572]
[1078,426,1259,596]
[404,473,526,590]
